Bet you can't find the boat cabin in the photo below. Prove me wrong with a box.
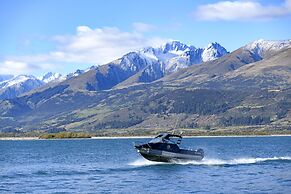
[148,133,182,152]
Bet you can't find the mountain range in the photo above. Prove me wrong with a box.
[0,41,228,99]
[0,39,290,134]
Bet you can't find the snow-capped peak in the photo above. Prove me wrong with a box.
[160,41,191,53]
[138,40,228,74]
[205,42,224,50]
[140,41,191,57]
[0,75,45,100]
[139,41,193,62]
[41,72,63,83]
[202,42,228,62]
[0,75,42,89]
[244,39,291,57]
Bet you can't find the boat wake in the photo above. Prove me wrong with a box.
[129,156,291,167]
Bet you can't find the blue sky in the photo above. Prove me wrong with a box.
[0,0,290,76]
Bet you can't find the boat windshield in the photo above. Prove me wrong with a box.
[149,133,182,144]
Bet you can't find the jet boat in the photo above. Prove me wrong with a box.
[134,133,204,162]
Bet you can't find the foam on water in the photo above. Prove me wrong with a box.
[129,156,291,167]
[129,158,169,166]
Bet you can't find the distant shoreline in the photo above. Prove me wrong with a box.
[1,134,291,140]
[0,137,39,140]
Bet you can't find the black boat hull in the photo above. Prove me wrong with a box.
[137,147,204,162]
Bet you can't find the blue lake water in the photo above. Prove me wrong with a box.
[0,136,291,193]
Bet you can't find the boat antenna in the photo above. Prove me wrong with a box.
[173,114,180,135]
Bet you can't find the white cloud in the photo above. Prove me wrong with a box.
[53,25,167,63]
[193,0,291,21]
[0,60,41,75]
[0,24,169,75]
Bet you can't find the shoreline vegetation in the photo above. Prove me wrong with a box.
[39,132,92,139]
[0,126,291,140]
